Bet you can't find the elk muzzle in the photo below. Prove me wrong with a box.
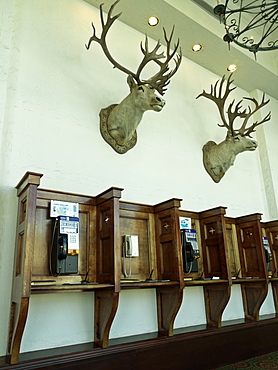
[151,95,166,112]
[246,139,258,151]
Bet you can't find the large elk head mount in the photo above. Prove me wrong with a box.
[197,74,271,183]
[86,0,181,154]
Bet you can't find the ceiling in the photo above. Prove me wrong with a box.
[84,0,278,100]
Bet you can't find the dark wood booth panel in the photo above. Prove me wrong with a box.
[177,206,232,329]
[262,219,278,316]
[199,207,230,281]
[8,172,43,365]
[154,199,184,336]
[235,213,269,322]
[266,220,278,276]
[119,201,156,282]
[198,207,231,327]
[118,198,184,338]
[7,172,124,364]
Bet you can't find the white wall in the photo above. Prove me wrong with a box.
[260,285,275,316]
[0,0,277,355]
[21,293,95,352]
[174,287,206,329]
[222,285,244,322]
[110,289,158,339]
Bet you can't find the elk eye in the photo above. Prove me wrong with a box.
[138,86,144,92]
[234,137,240,141]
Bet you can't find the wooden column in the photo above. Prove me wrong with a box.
[156,285,183,336]
[154,199,184,336]
[199,207,231,327]
[94,288,119,348]
[263,219,278,316]
[204,283,231,327]
[94,187,123,347]
[241,281,268,321]
[235,213,268,322]
[271,280,278,317]
[7,172,43,364]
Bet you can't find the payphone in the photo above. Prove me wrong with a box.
[50,201,79,275]
[181,229,200,274]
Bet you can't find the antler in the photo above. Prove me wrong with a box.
[196,74,237,134]
[236,94,271,137]
[86,0,181,95]
[85,1,133,76]
[142,27,182,95]
[197,75,271,136]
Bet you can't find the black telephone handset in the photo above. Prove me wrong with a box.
[58,235,68,260]
[181,229,199,274]
[186,242,195,262]
[264,247,270,263]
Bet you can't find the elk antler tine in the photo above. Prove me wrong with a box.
[100,3,105,26]
[85,22,98,50]
[237,93,271,136]
[196,90,205,99]
[152,39,162,55]
[163,26,174,44]
[169,40,180,59]
[108,0,121,15]
[262,93,270,105]
[106,0,121,21]
[213,79,220,96]
[227,73,233,82]
[219,77,226,98]
[140,35,149,54]
[86,0,136,79]
[163,26,180,58]
[99,1,122,30]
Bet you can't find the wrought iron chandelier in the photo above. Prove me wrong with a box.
[214,0,278,57]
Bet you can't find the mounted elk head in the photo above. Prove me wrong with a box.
[196,74,271,183]
[86,0,181,153]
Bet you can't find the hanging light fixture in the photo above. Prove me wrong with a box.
[214,1,278,58]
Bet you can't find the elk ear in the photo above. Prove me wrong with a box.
[127,75,136,91]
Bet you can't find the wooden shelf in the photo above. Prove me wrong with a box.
[183,279,229,286]
[120,281,180,289]
[30,283,114,293]
[232,278,266,284]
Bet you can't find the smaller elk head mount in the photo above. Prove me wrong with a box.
[197,74,271,183]
[86,0,181,154]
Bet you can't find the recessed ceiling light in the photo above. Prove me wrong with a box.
[227,64,237,72]
[192,43,203,52]
[148,16,159,26]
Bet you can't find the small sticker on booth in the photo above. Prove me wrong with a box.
[180,217,191,229]
[50,200,79,218]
